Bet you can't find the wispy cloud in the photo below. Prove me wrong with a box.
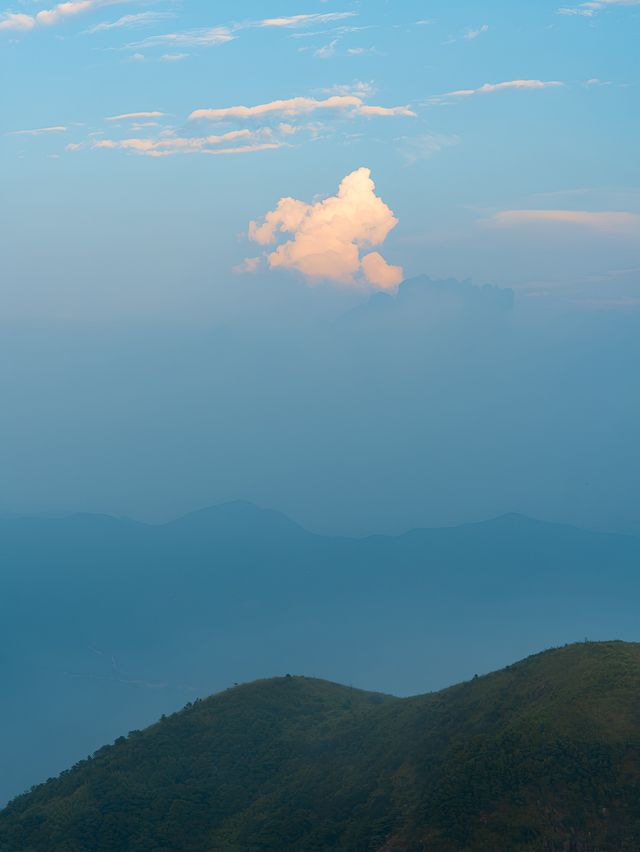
[464,24,489,40]
[94,128,286,157]
[399,133,461,164]
[256,12,356,28]
[430,79,564,104]
[322,80,377,98]
[121,11,359,52]
[9,125,67,135]
[559,0,640,15]
[124,26,234,49]
[160,52,188,61]
[1,0,128,32]
[189,95,415,122]
[488,209,640,232]
[106,111,166,121]
[85,11,172,34]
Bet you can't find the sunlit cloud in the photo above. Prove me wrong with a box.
[243,167,404,291]
[1,0,129,31]
[9,125,67,135]
[559,0,640,14]
[257,12,357,28]
[189,95,415,122]
[445,80,564,99]
[202,142,283,156]
[322,80,377,98]
[106,111,166,121]
[488,209,640,233]
[0,12,34,30]
[93,128,285,157]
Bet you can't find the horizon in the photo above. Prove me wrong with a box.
[3,1,640,843]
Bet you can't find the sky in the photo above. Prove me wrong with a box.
[1,0,639,534]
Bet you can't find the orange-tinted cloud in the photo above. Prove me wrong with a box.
[489,209,640,233]
[244,167,404,291]
[189,95,415,122]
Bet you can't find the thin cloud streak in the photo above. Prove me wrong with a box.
[9,125,67,135]
[488,209,640,232]
[106,111,166,121]
[257,12,356,28]
[189,95,415,122]
[559,0,640,14]
[85,12,172,34]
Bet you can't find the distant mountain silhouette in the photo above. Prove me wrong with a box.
[2,503,640,807]
[3,642,640,850]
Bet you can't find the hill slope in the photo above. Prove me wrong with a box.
[3,503,640,807]
[3,642,640,851]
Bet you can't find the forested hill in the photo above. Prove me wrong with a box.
[3,503,640,807]
[3,641,640,851]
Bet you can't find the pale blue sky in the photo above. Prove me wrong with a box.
[2,0,639,317]
[1,1,639,534]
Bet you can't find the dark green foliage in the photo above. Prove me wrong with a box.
[4,642,640,850]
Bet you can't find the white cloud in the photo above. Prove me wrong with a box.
[464,24,489,39]
[487,209,640,233]
[559,0,640,14]
[189,95,415,122]
[257,12,356,28]
[160,52,188,61]
[1,0,129,32]
[106,111,166,121]
[315,38,338,59]
[0,12,34,31]
[322,80,376,98]
[86,12,172,33]
[9,125,67,135]
[125,26,234,50]
[233,256,262,274]
[244,166,404,291]
[431,79,564,102]
[93,128,285,157]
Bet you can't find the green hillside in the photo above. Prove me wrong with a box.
[3,642,640,851]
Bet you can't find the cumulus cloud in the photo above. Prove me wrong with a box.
[243,167,404,291]
[488,209,640,233]
[189,95,415,122]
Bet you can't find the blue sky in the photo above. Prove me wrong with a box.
[2,0,639,319]
[1,1,639,534]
